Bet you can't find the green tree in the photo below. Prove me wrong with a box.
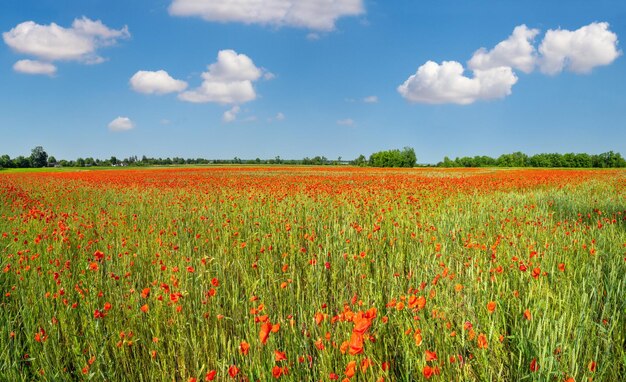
[401,147,417,167]
[13,156,30,168]
[0,155,13,168]
[352,154,367,167]
[30,146,48,168]
[368,147,417,168]
[439,156,455,167]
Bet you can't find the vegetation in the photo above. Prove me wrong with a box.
[368,147,417,168]
[1,147,625,170]
[438,151,626,168]
[0,149,348,169]
[0,167,624,381]
[29,146,49,168]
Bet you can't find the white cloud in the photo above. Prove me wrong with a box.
[399,22,619,105]
[178,49,263,104]
[363,95,378,103]
[130,70,188,94]
[398,60,518,105]
[337,118,355,126]
[3,17,129,65]
[468,25,539,73]
[307,33,321,41]
[168,0,364,31]
[267,112,285,122]
[222,105,240,123]
[108,117,134,132]
[13,59,56,75]
[539,22,621,74]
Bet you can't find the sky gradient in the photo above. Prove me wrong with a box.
[1,0,625,163]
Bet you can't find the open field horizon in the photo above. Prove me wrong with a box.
[2,1,626,380]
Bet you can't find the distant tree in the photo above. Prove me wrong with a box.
[0,154,13,168]
[548,153,564,167]
[612,152,626,167]
[442,151,626,168]
[352,154,367,167]
[439,156,455,167]
[13,156,30,168]
[369,147,416,168]
[497,152,528,167]
[309,156,327,165]
[529,153,550,167]
[401,147,417,167]
[593,151,626,168]
[47,156,57,166]
[76,158,85,167]
[573,153,592,168]
[30,146,48,168]
[562,153,575,167]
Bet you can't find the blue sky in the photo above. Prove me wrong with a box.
[1,0,624,163]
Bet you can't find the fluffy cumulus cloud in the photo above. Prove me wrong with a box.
[108,117,134,132]
[400,22,619,104]
[539,22,621,74]
[3,17,128,65]
[130,70,188,94]
[13,59,56,75]
[468,25,539,73]
[178,49,263,104]
[398,61,517,105]
[168,0,364,31]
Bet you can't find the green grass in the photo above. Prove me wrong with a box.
[0,168,624,381]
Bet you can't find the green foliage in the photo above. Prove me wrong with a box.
[439,151,626,168]
[351,154,368,167]
[30,146,48,168]
[369,147,417,167]
[13,155,31,168]
[302,156,329,165]
[0,155,13,169]
[3,146,626,169]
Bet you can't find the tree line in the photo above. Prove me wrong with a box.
[1,146,624,169]
[437,151,626,168]
[0,147,352,168]
[351,147,417,167]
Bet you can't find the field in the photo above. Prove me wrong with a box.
[0,167,624,381]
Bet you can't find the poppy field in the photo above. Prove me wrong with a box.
[0,167,624,381]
